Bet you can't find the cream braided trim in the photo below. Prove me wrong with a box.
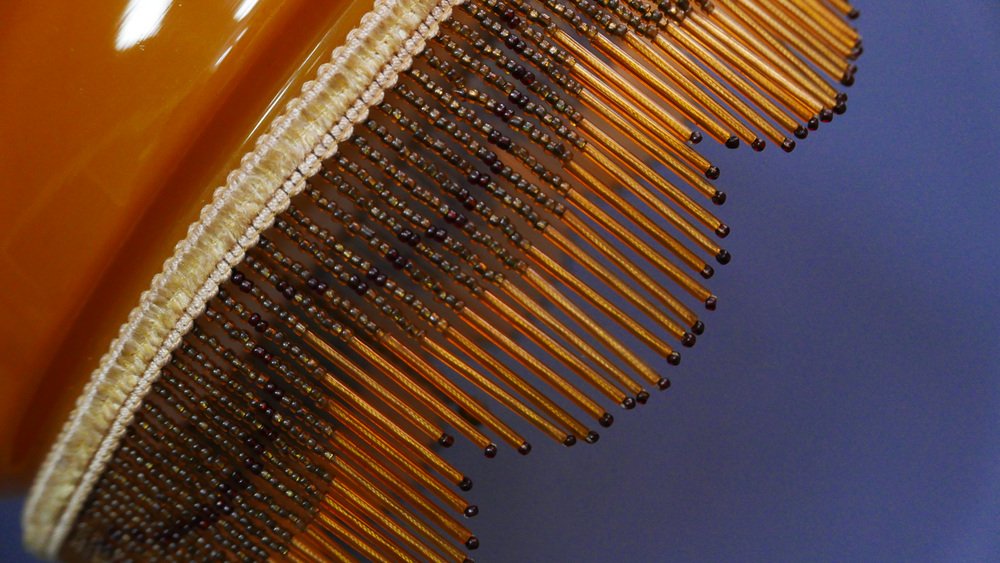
[23,0,463,556]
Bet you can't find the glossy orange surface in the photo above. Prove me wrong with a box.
[0,0,372,486]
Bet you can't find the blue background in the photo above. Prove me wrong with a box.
[3,2,998,561]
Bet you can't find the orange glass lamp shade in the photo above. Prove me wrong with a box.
[0,0,373,488]
[0,0,865,558]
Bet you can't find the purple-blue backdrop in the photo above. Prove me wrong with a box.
[3,2,997,560]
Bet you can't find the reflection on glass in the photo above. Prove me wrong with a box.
[233,0,260,21]
[115,0,172,51]
[214,28,248,68]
